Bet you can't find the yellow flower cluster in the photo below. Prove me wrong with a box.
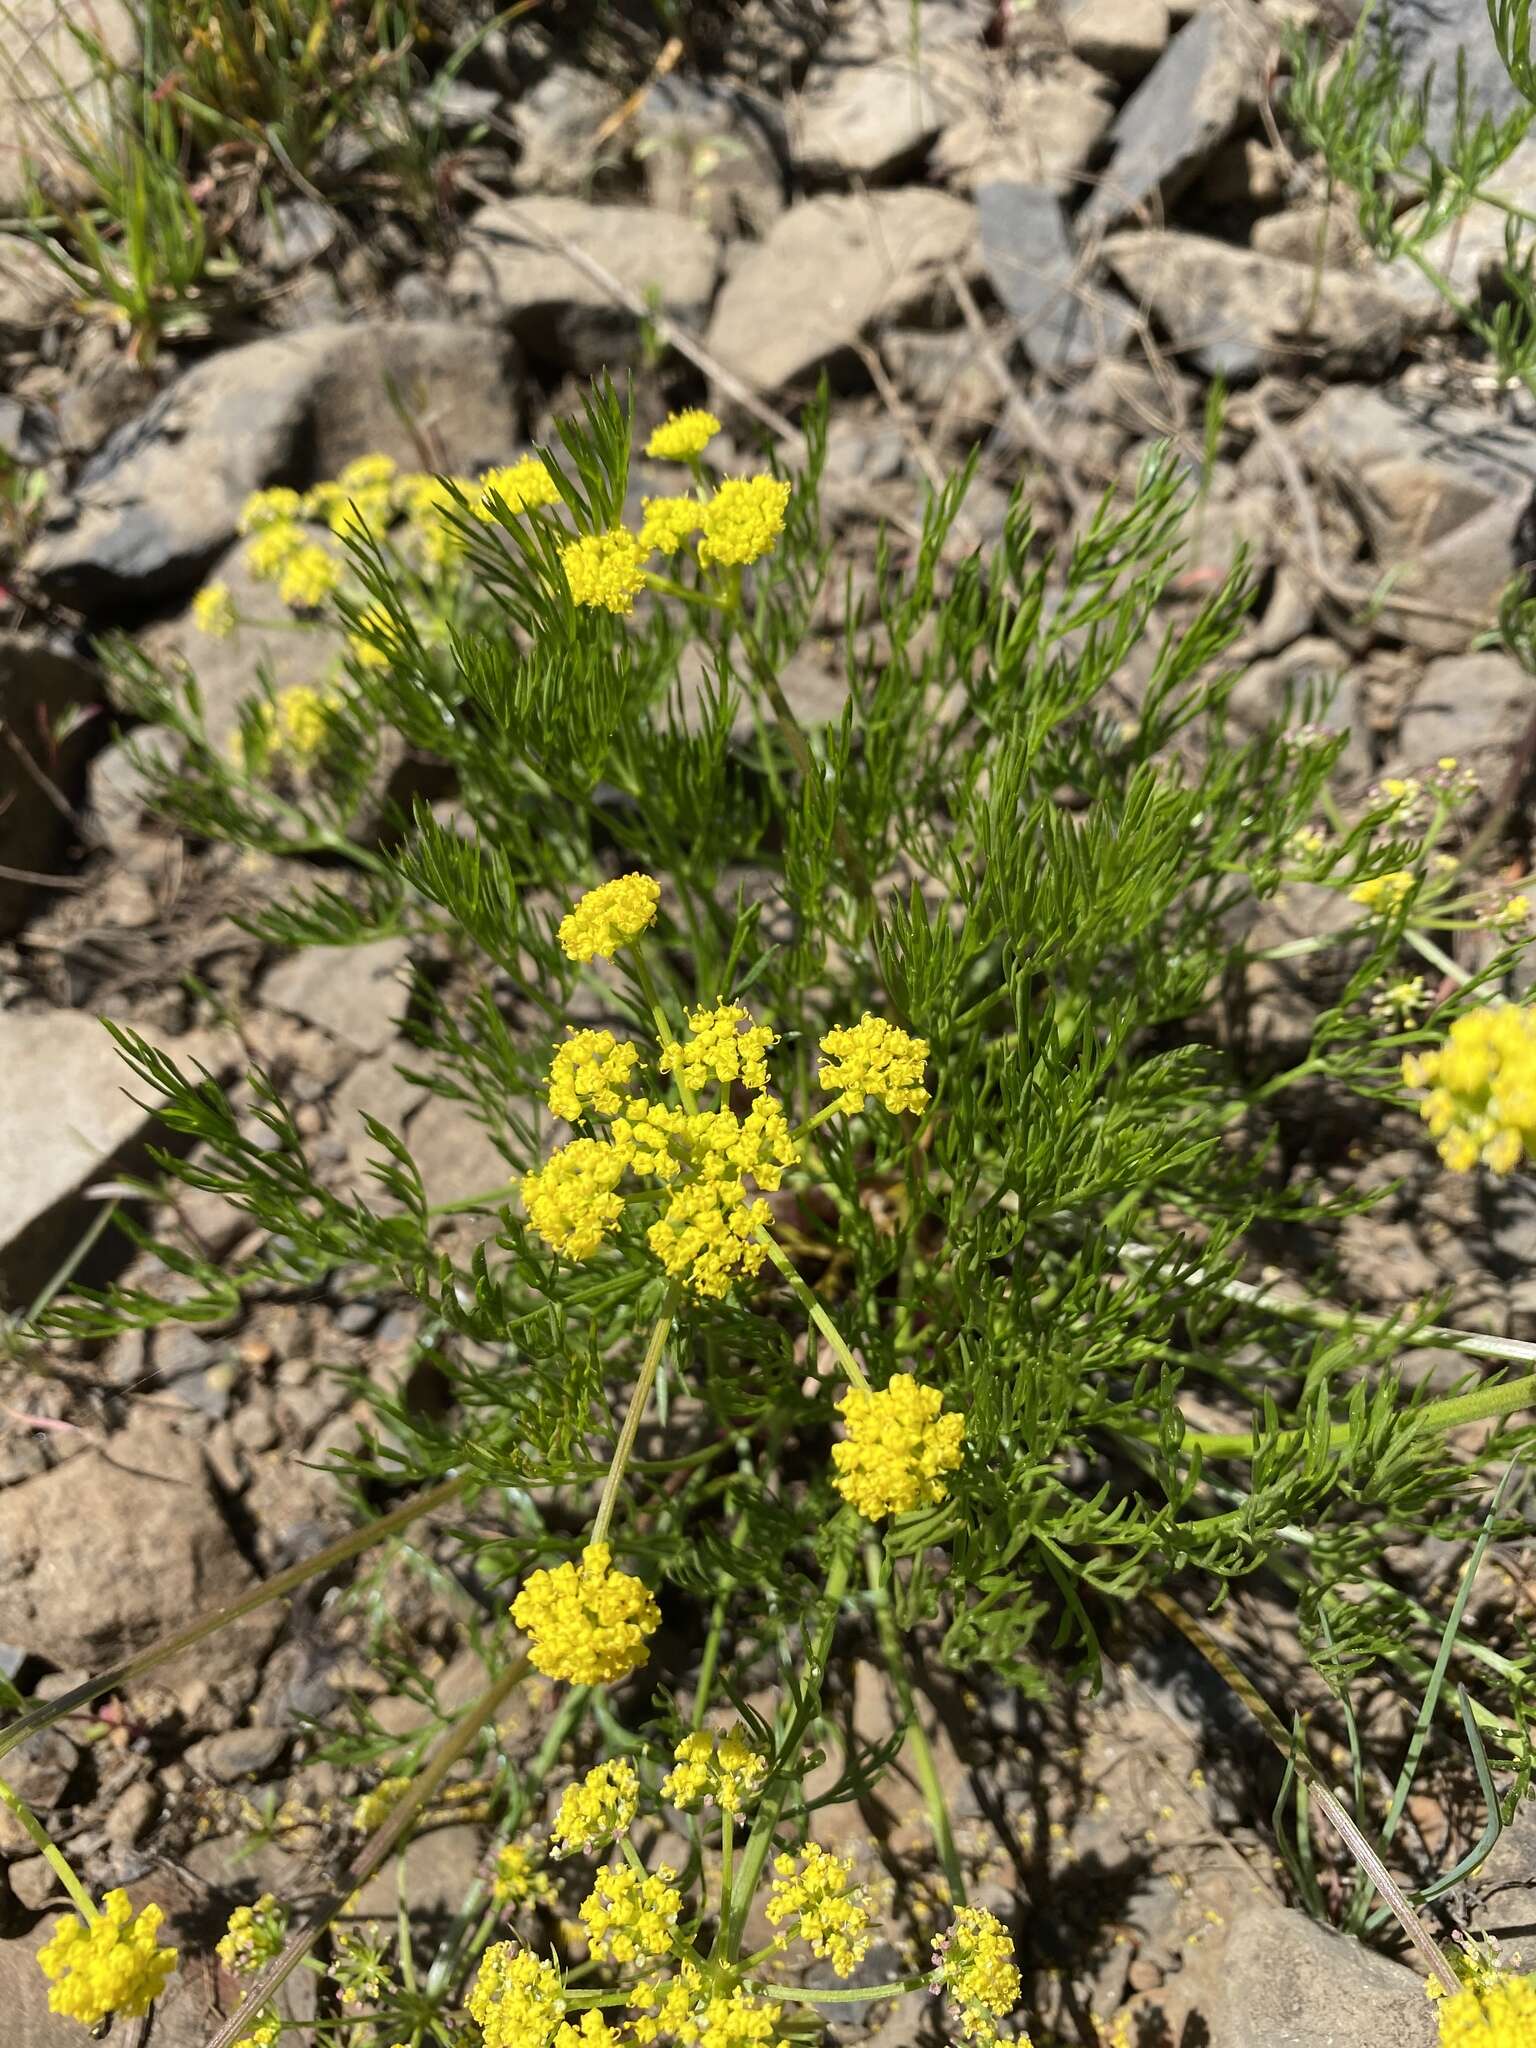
[818,1015,931,1115]
[493,1841,557,1910]
[558,2014,625,2048]
[695,1987,784,2048]
[276,684,339,760]
[646,410,721,461]
[233,2016,282,2048]
[660,1004,776,1094]
[697,476,792,570]
[479,457,562,520]
[558,875,662,961]
[277,542,343,610]
[511,1541,661,1685]
[246,519,306,579]
[832,1373,966,1520]
[1349,869,1415,914]
[1436,1973,1536,2044]
[217,1894,288,1974]
[37,1889,178,2027]
[660,1724,769,1814]
[561,529,651,613]
[240,486,304,532]
[548,1030,641,1122]
[1403,1004,1536,1174]
[354,1774,411,1832]
[765,1844,872,1976]
[644,1097,799,1298]
[469,1943,565,2048]
[346,600,405,671]
[578,1864,682,1965]
[934,1907,1022,2046]
[550,1759,640,1857]
[629,1968,784,2048]
[522,1136,628,1259]
[640,496,703,554]
[193,581,237,638]
[306,453,398,537]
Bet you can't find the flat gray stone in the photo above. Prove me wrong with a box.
[0,0,140,213]
[635,77,785,237]
[1060,0,1172,81]
[978,182,1133,373]
[1079,0,1270,233]
[1394,650,1533,764]
[185,1726,288,1783]
[705,188,978,394]
[793,57,943,182]
[933,53,1113,194]
[262,938,412,1056]
[1380,0,1525,153]
[447,195,720,370]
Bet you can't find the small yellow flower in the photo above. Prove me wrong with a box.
[217,1895,288,1974]
[478,456,562,519]
[493,1841,557,1911]
[397,472,476,568]
[1349,869,1415,914]
[339,453,398,493]
[818,1014,930,1115]
[639,496,703,555]
[239,486,304,533]
[659,1003,776,1094]
[694,1985,783,2048]
[1434,1972,1536,2043]
[660,1724,768,1815]
[1497,894,1531,931]
[233,2016,282,2048]
[578,1864,681,1966]
[557,874,661,961]
[550,1759,640,1857]
[646,410,721,461]
[647,1178,771,1299]
[547,1030,640,1123]
[560,528,650,613]
[697,475,791,569]
[833,1373,965,1521]
[245,518,306,581]
[276,685,339,760]
[277,541,343,609]
[468,1944,565,2048]
[37,1889,178,2027]
[522,1138,628,1260]
[192,582,237,638]
[346,601,410,672]
[354,1774,411,1832]
[1402,1002,1536,1175]
[934,1907,1022,2046]
[511,1542,661,1685]
[556,2013,626,2048]
[765,1844,872,1977]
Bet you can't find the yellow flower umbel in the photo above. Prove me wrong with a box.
[511,1542,661,1685]
[493,1841,557,1911]
[764,1844,872,1977]
[1403,1003,1536,1174]
[217,1894,288,1973]
[833,1373,966,1520]
[37,1889,178,2028]
[557,874,661,961]
[307,453,398,537]
[818,1015,930,1115]
[547,1030,641,1123]
[347,600,406,672]
[233,2016,282,2048]
[578,1864,682,1965]
[697,476,791,569]
[521,1137,628,1260]
[239,485,304,533]
[646,409,721,461]
[660,1004,776,1094]
[354,1774,411,1832]
[561,529,650,613]
[934,1907,1022,2046]
[469,1944,565,2048]
[192,582,236,638]
[694,1986,784,2048]
[478,457,562,519]
[276,685,339,761]
[1436,1973,1536,2044]
[1349,869,1415,914]
[277,542,343,610]
[639,496,703,555]
[550,1759,640,1857]
[660,1724,768,1815]
[245,518,306,581]
[645,1097,800,1298]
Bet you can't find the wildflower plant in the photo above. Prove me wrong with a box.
[21,375,1536,2045]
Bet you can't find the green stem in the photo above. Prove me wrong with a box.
[768,1974,935,2005]
[1404,926,1471,986]
[718,1811,734,1957]
[758,1233,870,1391]
[590,1291,681,1549]
[0,1776,96,1920]
[862,1541,966,1906]
[631,945,698,1114]
[1185,1367,1536,1460]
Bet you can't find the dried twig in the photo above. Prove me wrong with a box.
[590,34,684,149]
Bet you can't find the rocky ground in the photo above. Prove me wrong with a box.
[7,0,1536,2040]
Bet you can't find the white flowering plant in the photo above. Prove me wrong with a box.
[14,377,1536,2045]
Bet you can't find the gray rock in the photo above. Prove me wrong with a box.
[793,58,943,182]
[0,234,66,336]
[933,53,1113,194]
[262,938,413,1056]
[1393,650,1532,764]
[1227,634,1372,779]
[1136,1897,1435,2046]
[1079,0,1270,233]
[103,1778,160,1850]
[185,1725,288,1783]
[705,188,978,395]
[1283,385,1536,652]
[0,1730,76,1856]
[405,1093,512,1211]
[1061,0,1172,81]
[0,0,141,213]
[635,77,785,238]
[1379,0,1525,153]
[0,634,102,936]
[0,1410,280,1682]
[414,77,501,139]
[8,1854,59,1908]
[343,1821,484,1926]
[447,195,720,370]
[509,65,619,194]
[86,724,181,852]
[1101,229,1406,379]
[978,182,1133,373]
[0,1012,228,1299]
[26,322,525,607]
[257,197,337,277]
